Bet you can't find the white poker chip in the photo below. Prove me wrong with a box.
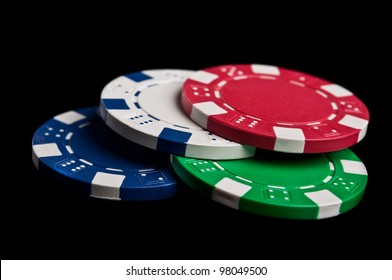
[100,69,255,160]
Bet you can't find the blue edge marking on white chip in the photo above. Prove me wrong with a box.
[101,72,192,154]
[100,70,256,160]
[32,106,177,201]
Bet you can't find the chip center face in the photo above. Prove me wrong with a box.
[70,120,168,170]
[220,77,333,123]
[218,153,332,188]
[138,82,201,129]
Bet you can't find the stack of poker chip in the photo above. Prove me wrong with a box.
[32,65,369,219]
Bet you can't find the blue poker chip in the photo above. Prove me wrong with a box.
[32,106,177,201]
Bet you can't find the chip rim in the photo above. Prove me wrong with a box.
[171,149,368,219]
[181,64,370,153]
[100,69,256,160]
[32,106,177,201]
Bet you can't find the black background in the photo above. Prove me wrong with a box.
[7,10,391,260]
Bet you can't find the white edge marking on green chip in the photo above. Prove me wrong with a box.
[213,177,251,209]
[191,71,219,84]
[54,111,86,125]
[191,101,228,128]
[321,84,353,97]
[91,172,125,200]
[273,126,305,153]
[323,176,333,183]
[300,185,316,189]
[305,190,342,219]
[340,160,368,175]
[338,115,369,142]
[251,64,280,76]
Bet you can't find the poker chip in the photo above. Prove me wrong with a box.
[181,64,370,153]
[32,107,177,201]
[171,149,368,219]
[100,69,255,160]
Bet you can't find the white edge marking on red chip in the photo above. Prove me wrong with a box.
[213,177,252,209]
[251,64,280,76]
[305,189,342,219]
[191,101,228,128]
[338,115,369,142]
[273,127,305,153]
[321,84,353,97]
[190,71,219,84]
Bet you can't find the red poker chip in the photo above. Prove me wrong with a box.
[181,64,369,153]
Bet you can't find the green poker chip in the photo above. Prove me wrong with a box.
[171,149,368,219]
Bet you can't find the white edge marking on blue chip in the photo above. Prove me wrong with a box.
[273,127,305,153]
[213,177,252,209]
[305,189,342,219]
[338,115,369,142]
[340,160,368,175]
[251,64,280,76]
[54,111,86,125]
[191,101,227,128]
[321,84,353,97]
[32,143,62,169]
[190,71,219,84]
[91,172,125,200]
[33,143,62,158]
